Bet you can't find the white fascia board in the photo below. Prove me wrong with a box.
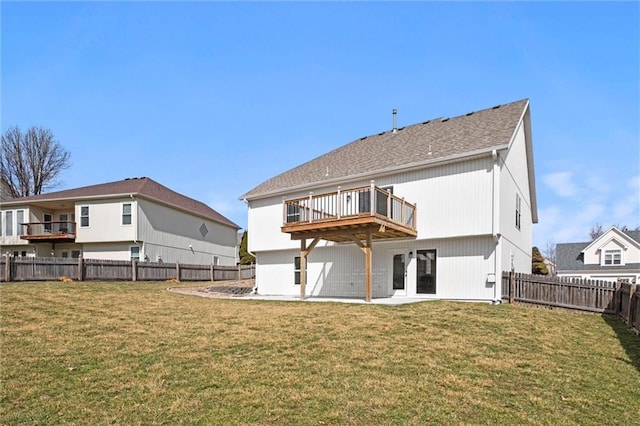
[581,226,640,253]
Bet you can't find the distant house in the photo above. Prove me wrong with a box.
[0,177,240,265]
[242,99,537,301]
[556,226,640,283]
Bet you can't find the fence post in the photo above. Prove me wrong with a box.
[509,271,516,304]
[4,254,11,282]
[132,260,137,282]
[237,264,241,281]
[175,262,180,281]
[210,264,214,282]
[77,256,84,281]
[627,284,637,327]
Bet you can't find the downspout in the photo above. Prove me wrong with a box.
[242,198,258,293]
[130,194,140,254]
[491,150,501,304]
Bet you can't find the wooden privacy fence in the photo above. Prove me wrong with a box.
[503,272,639,334]
[1,256,255,283]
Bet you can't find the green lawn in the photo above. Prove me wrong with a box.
[1,282,639,425]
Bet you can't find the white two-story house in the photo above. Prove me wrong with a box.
[0,177,239,265]
[556,227,640,283]
[241,99,537,302]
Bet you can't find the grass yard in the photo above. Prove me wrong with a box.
[1,282,639,425]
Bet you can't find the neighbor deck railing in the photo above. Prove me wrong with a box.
[20,221,76,238]
[283,181,416,230]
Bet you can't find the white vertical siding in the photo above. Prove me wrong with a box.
[255,236,498,301]
[249,156,495,253]
[499,121,533,274]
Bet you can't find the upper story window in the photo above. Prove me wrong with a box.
[122,203,132,225]
[16,210,24,236]
[515,194,522,230]
[80,206,90,227]
[603,249,622,266]
[5,211,13,236]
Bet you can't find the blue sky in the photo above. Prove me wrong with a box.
[2,1,638,249]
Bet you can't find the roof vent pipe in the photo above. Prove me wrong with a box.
[392,108,397,133]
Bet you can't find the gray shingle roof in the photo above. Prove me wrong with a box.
[242,99,530,200]
[2,177,239,229]
[556,230,640,272]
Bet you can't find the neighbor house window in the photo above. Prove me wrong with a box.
[71,250,81,259]
[16,210,24,236]
[80,206,89,227]
[122,203,132,225]
[5,211,13,236]
[130,246,140,261]
[515,194,521,230]
[603,249,622,266]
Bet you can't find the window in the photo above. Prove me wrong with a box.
[16,210,24,236]
[122,203,132,225]
[44,213,52,233]
[59,214,69,233]
[130,246,140,261]
[515,194,522,230]
[5,211,13,236]
[294,256,306,285]
[20,251,27,257]
[0,212,2,236]
[71,250,81,259]
[604,250,622,266]
[61,251,69,258]
[80,206,89,227]
[213,256,219,266]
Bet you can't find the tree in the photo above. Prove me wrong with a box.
[531,246,549,275]
[542,239,557,276]
[589,223,603,241]
[1,126,71,198]
[238,230,255,265]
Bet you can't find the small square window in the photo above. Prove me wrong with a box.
[130,246,140,261]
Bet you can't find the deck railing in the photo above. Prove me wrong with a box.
[283,182,416,230]
[20,221,76,238]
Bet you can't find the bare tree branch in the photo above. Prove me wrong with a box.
[1,126,71,197]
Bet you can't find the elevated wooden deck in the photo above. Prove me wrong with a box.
[19,222,76,243]
[281,182,417,242]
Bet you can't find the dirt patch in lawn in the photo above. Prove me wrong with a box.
[167,279,255,298]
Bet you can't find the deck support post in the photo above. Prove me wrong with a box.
[300,237,321,300]
[364,230,372,302]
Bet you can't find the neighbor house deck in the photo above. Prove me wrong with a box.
[20,221,76,243]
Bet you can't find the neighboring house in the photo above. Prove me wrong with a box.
[0,177,240,265]
[0,181,13,202]
[556,227,640,283]
[241,99,537,301]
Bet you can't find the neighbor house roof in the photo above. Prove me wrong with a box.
[2,177,239,229]
[242,99,531,201]
[556,229,640,272]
